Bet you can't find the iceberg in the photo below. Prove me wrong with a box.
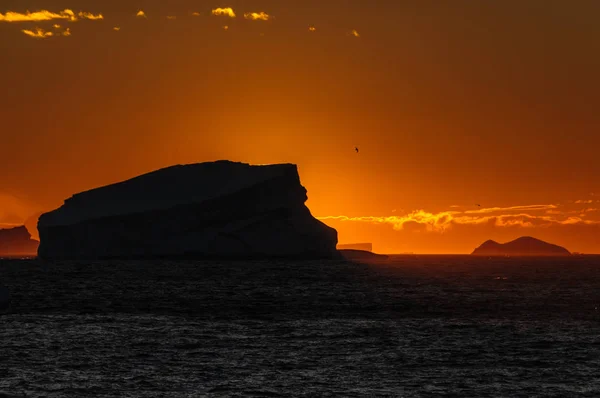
[38,161,339,260]
[0,226,39,257]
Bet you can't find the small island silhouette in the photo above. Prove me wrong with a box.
[471,236,571,256]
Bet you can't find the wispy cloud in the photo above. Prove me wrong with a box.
[78,12,103,21]
[244,12,270,21]
[318,204,600,233]
[113,27,120,31]
[166,16,177,20]
[191,12,201,17]
[1,9,77,22]
[212,8,236,18]
[575,199,594,204]
[464,204,557,214]
[21,28,54,38]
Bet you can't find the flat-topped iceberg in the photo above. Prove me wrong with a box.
[38,161,339,260]
[0,226,39,257]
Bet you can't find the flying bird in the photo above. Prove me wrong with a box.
[355,147,359,154]
[476,204,481,207]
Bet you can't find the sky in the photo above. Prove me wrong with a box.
[1,1,600,254]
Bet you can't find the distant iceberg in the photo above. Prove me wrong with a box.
[0,226,39,257]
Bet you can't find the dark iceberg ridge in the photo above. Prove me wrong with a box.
[37,161,339,260]
[337,243,373,252]
[0,226,39,257]
[339,249,388,263]
[471,236,571,256]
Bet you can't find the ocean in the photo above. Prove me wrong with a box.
[1,256,600,397]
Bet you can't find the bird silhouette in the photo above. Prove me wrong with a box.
[476,204,481,207]
[355,147,359,153]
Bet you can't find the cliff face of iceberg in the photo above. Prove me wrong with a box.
[37,161,339,260]
[0,226,39,256]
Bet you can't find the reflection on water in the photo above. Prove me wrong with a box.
[1,256,600,396]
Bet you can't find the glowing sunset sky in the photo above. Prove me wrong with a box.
[1,1,600,253]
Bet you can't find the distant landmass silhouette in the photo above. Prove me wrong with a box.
[471,236,570,256]
[0,226,39,257]
[337,243,372,252]
[37,161,339,260]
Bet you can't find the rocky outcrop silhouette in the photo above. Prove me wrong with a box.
[0,226,39,256]
[38,161,339,260]
[471,236,570,256]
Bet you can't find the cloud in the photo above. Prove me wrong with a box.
[78,12,103,20]
[62,28,71,36]
[191,12,201,17]
[212,8,236,18]
[319,210,459,232]
[318,203,600,233]
[1,9,77,22]
[575,200,594,204]
[53,24,61,29]
[309,26,316,32]
[136,10,147,18]
[464,204,557,214]
[22,28,54,38]
[1,9,103,23]
[350,29,360,37]
[166,16,177,20]
[223,25,229,30]
[113,27,120,31]
[244,12,270,21]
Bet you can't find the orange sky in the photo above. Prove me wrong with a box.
[1,1,600,253]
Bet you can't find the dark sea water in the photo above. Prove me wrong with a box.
[2,255,600,397]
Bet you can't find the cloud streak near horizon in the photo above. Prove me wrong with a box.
[317,204,600,232]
